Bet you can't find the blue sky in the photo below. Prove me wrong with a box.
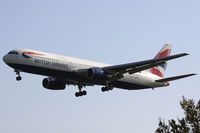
[0,0,199,132]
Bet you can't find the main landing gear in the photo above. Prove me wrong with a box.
[75,85,87,97]
[15,69,22,81]
[101,84,113,92]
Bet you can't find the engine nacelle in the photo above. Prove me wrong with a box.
[42,78,66,90]
[87,67,109,80]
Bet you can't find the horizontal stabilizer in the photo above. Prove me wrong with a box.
[155,73,197,82]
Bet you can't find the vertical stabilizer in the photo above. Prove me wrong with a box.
[150,44,172,78]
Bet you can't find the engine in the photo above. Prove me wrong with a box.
[87,67,109,80]
[42,78,66,90]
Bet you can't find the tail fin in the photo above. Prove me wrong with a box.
[150,44,172,78]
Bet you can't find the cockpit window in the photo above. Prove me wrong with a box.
[8,51,18,55]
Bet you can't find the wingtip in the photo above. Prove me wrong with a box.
[185,73,197,77]
[183,53,189,56]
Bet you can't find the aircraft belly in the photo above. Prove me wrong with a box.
[115,73,154,90]
[112,80,150,90]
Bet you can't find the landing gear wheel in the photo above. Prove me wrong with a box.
[79,92,83,96]
[75,92,79,97]
[82,90,87,95]
[101,85,114,92]
[16,76,22,81]
[75,91,87,97]
[105,87,109,91]
[101,87,106,92]
[109,86,113,90]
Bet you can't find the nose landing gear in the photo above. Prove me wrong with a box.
[16,76,22,81]
[15,69,22,81]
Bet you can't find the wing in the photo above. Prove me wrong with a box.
[102,53,188,80]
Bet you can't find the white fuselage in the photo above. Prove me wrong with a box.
[3,49,167,90]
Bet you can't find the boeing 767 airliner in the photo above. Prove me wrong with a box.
[3,44,196,97]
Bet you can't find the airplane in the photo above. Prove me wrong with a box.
[3,44,196,97]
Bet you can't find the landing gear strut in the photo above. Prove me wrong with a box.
[75,84,87,97]
[15,69,22,81]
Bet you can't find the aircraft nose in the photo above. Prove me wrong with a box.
[3,55,7,63]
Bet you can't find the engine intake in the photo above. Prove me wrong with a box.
[42,78,66,90]
[87,67,109,80]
